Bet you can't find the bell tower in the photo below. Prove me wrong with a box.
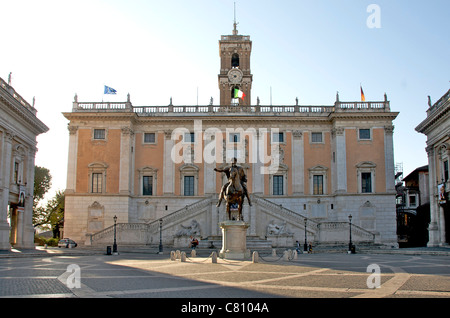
[218,17,253,106]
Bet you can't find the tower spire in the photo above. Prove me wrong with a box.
[233,2,238,35]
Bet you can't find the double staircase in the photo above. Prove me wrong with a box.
[86,194,377,249]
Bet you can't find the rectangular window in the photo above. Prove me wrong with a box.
[184,176,194,196]
[272,132,284,143]
[92,173,102,193]
[409,195,416,207]
[184,132,195,143]
[361,172,372,193]
[143,176,153,196]
[273,175,284,195]
[144,133,156,144]
[311,132,323,143]
[14,162,19,183]
[359,129,371,140]
[313,175,324,195]
[94,129,106,140]
[229,133,240,143]
[444,160,449,182]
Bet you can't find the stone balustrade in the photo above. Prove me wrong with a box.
[72,100,390,116]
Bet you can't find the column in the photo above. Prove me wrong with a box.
[0,131,13,250]
[427,146,439,246]
[20,148,38,248]
[291,130,304,194]
[65,125,78,193]
[163,131,175,195]
[439,205,446,245]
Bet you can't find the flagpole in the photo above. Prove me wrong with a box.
[270,86,272,106]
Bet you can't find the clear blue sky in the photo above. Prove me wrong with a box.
[1,0,449,200]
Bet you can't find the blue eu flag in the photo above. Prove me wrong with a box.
[104,85,117,94]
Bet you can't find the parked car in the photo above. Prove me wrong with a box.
[58,238,77,248]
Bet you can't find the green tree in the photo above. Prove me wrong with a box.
[34,190,65,238]
[33,166,52,209]
[33,166,52,230]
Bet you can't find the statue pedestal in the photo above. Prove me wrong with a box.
[219,220,249,260]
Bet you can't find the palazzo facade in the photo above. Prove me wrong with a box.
[0,76,48,250]
[416,88,450,246]
[63,26,399,248]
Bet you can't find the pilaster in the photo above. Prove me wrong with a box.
[119,127,134,195]
[427,146,440,246]
[163,131,175,195]
[333,127,347,193]
[384,125,395,192]
[291,130,304,195]
[0,131,13,250]
[65,125,78,193]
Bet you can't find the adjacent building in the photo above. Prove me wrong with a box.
[63,25,399,248]
[396,165,430,247]
[0,76,49,250]
[416,88,450,246]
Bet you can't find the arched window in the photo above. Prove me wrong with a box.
[231,53,239,68]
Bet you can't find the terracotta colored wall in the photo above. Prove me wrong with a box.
[346,128,386,193]
[134,132,165,196]
[303,131,332,195]
[76,128,121,194]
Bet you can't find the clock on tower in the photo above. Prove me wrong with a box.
[218,22,253,106]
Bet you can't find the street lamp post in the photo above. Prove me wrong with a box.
[113,215,118,254]
[348,214,354,254]
[304,218,308,252]
[158,219,163,254]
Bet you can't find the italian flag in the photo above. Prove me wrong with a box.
[234,88,245,100]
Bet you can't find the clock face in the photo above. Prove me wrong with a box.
[228,69,243,84]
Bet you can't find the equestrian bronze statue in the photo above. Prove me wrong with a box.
[214,158,251,221]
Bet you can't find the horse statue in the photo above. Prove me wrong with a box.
[224,166,245,221]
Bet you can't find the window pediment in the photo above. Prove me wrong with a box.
[308,165,329,173]
[356,161,376,169]
[179,163,199,172]
[88,162,108,169]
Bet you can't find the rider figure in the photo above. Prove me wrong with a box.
[214,157,252,207]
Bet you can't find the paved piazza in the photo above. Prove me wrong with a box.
[0,249,449,301]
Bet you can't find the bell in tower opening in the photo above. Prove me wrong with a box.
[231,53,239,68]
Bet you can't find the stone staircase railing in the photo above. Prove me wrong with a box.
[146,196,214,234]
[252,195,318,234]
[317,222,375,243]
[86,196,214,245]
[87,223,149,245]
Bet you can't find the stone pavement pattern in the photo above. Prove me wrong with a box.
[0,247,449,299]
